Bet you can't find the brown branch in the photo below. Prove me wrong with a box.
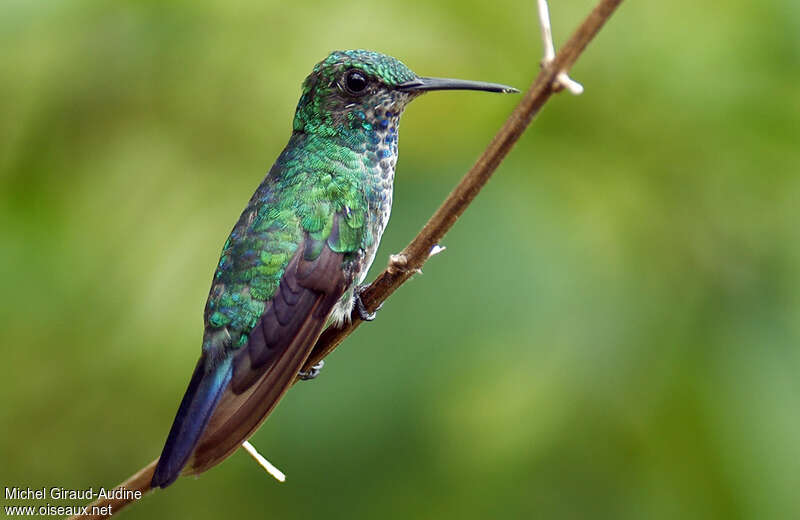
[67,460,156,520]
[69,1,623,518]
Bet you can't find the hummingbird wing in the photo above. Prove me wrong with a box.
[152,208,363,487]
[186,221,351,475]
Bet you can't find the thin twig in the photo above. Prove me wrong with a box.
[66,460,156,520]
[538,0,584,94]
[537,0,557,62]
[70,0,624,517]
[241,440,286,482]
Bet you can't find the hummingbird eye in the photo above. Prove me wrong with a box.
[343,69,369,95]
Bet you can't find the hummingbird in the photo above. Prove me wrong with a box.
[151,49,516,488]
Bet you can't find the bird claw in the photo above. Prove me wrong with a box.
[355,285,382,321]
[298,360,325,381]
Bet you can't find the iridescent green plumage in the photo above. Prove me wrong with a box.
[152,49,516,488]
[205,51,419,352]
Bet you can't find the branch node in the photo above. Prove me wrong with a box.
[557,72,584,95]
[388,253,409,274]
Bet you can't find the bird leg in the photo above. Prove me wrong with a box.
[355,284,382,321]
[298,359,325,381]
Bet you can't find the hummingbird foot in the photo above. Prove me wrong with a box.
[298,360,325,381]
[355,285,382,321]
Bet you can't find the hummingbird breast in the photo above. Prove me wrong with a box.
[328,95,408,323]
[352,97,406,283]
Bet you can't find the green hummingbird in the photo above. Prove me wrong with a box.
[151,49,516,488]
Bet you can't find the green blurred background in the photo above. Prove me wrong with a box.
[2,0,799,518]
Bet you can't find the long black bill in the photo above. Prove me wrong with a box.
[398,76,518,94]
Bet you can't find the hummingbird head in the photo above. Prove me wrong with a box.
[292,49,517,138]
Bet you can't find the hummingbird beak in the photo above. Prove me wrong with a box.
[397,76,518,94]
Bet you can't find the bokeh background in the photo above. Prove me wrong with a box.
[2,0,799,518]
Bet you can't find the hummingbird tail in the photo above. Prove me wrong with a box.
[151,355,233,488]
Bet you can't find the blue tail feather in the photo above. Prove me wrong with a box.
[152,355,233,488]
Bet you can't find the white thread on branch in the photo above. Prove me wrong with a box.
[537,0,584,95]
[241,440,286,482]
